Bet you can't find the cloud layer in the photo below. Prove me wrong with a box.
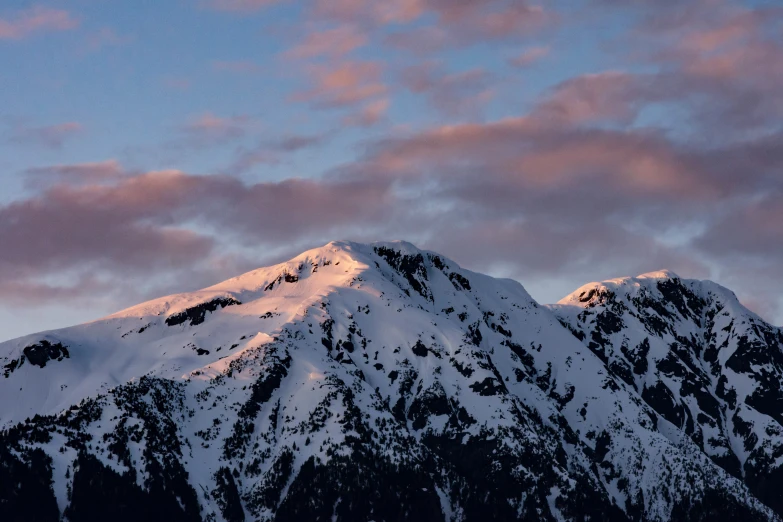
[2,0,782,335]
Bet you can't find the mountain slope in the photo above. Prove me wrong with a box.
[0,242,778,522]
[551,271,783,517]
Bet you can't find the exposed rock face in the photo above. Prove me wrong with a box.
[3,340,70,377]
[165,297,242,327]
[0,243,780,522]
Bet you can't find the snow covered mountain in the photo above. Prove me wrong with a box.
[551,271,783,518]
[0,241,780,522]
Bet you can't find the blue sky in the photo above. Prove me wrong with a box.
[1,0,783,340]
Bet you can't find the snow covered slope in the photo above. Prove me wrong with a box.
[551,271,783,518]
[0,242,779,522]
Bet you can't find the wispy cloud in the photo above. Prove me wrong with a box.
[211,60,263,74]
[286,25,367,59]
[509,45,550,67]
[343,98,389,127]
[85,28,134,51]
[0,7,79,40]
[203,0,282,13]
[10,122,84,149]
[24,160,125,189]
[230,132,328,172]
[294,60,387,109]
[179,113,255,146]
[400,62,494,118]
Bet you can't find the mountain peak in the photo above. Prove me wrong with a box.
[636,269,680,280]
[557,269,687,307]
[550,267,783,516]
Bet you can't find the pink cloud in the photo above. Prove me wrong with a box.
[509,46,550,67]
[312,0,421,26]
[4,112,783,326]
[609,1,783,134]
[0,173,215,285]
[180,113,254,146]
[400,62,494,117]
[316,0,554,50]
[362,118,714,205]
[0,168,393,290]
[0,6,78,40]
[315,0,551,33]
[343,98,389,127]
[286,25,367,59]
[295,60,387,108]
[532,71,643,126]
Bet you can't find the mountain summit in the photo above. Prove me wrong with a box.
[1,241,781,522]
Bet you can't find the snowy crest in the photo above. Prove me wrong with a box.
[0,243,780,522]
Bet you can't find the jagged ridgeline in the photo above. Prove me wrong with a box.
[0,241,781,522]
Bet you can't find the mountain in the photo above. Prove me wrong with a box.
[0,241,780,522]
[550,271,783,517]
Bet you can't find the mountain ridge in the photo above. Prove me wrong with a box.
[1,240,781,522]
[550,269,783,516]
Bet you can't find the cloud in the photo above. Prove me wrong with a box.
[343,98,389,127]
[0,276,117,307]
[339,107,781,320]
[5,97,783,326]
[357,118,719,215]
[384,0,555,50]
[695,190,783,261]
[286,25,367,59]
[229,133,328,172]
[509,46,550,67]
[316,0,553,37]
[283,21,386,128]
[276,134,327,151]
[0,6,78,40]
[294,60,387,109]
[0,173,216,283]
[5,0,783,330]
[606,1,783,135]
[0,167,393,306]
[24,160,125,189]
[399,62,494,118]
[10,122,84,149]
[532,72,644,126]
[311,0,421,26]
[307,0,554,54]
[179,113,255,146]
[285,1,541,125]
[203,0,282,13]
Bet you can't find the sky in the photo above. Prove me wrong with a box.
[1,0,782,341]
